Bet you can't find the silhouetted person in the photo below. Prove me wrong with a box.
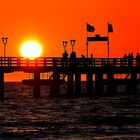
[123,53,127,65]
[62,51,68,67]
[136,52,140,67]
[128,53,131,66]
[131,52,134,66]
[70,51,76,59]
[128,53,133,66]
[70,51,76,67]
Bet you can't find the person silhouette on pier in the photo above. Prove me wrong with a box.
[123,53,127,65]
[90,53,94,67]
[62,50,68,67]
[136,52,140,67]
[131,52,134,66]
[128,53,133,66]
[128,53,131,66]
[81,54,86,67]
[70,51,76,68]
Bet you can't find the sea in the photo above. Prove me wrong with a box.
[0,82,139,140]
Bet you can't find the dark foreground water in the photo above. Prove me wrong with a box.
[0,82,139,139]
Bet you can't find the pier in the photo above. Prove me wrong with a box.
[0,57,140,98]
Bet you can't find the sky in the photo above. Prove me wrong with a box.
[0,0,140,81]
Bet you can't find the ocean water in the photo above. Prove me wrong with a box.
[0,82,139,139]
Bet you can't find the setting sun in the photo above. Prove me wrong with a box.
[20,41,42,58]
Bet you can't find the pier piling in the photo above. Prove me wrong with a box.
[107,72,116,95]
[75,73,81,96]
[95,73,103,96]
[67,73,74,96]
[86,73,93,95]
[33,71,41,98]
[0,71,4,99]
[127,73,137,94]
[50,72,60,97]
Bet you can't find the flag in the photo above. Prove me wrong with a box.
[87,23,95,32]
[108,23,113,32]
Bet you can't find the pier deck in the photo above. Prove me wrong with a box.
[0,57,140,98]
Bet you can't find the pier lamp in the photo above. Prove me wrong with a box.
[62,41,67,52]
[2,37,8,58]
[2,37,8,66]
[70,39,76,52]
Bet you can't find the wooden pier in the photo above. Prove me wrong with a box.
[0,57,140,98]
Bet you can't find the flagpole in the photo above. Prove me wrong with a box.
[107,22,110,62]
[107,22,113,61]
[86,22,95,58]
[107,31,110,61]
[86,22,88,58]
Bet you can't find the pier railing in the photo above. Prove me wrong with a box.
[0,57,138,67]
[0,57,139,98]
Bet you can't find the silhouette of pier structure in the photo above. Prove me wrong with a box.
[0,56,140,98]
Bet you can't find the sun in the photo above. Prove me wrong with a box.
[20,41,42,58]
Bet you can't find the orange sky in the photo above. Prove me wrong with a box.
[0,0,140,81]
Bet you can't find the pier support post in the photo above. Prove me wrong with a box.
[67,73,74,97]
[50,59,61,97]
[95,73,103,96]
[127,73,137,94]
[86,73,93,96]
[107,72,116,95]
[75,73,81,96]
[0,72,4,99]
[33,71,41,98]
[50,72,60,97]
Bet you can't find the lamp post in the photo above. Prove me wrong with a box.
[2,37,8,66]
[70,39,76,52]
[2,37,8,58]
[62,41,67,53]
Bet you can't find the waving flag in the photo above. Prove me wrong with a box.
[87,23,95,32]
[108,23,113,32]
